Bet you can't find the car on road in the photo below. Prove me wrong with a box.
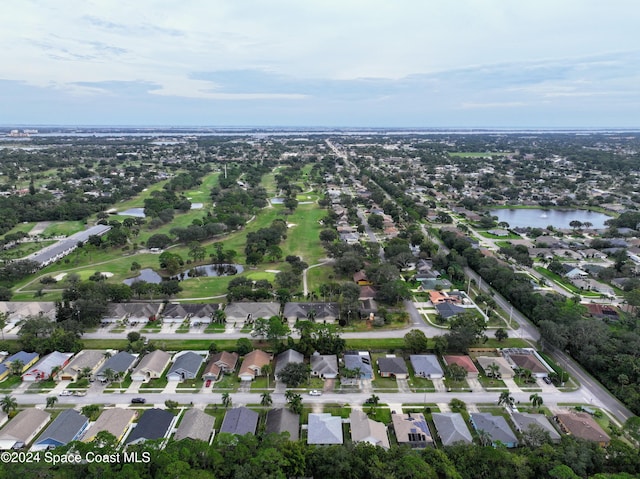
[131,397,146,404]
[543,376,553,385]
[205,379,212,387]
[309,390,322,396]
[59,390,73,396]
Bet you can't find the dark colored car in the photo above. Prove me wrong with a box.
[131,397,146,404]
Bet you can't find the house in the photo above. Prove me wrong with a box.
[377,355,408,379]
[505,352,550,378]
[511,413,561,442]
[275,349,304,381]
[82,408,136,443]
[282,302,340,323]
[174,409,215,442]
[126,408,175,445]
[202,351,239,381]
[130,350,172,382]
[349,410,390,449]
[432,412,473,446]
[220,407,259,435]
[26,225,111,267]
[0,302,56,323]
[343,351,373,380]
[32,409,89,451]
[58,350,107,382]
[265,408,300,441]
[160,303,190,324]
[95,351,137,382]
[23,351,73,382]
[103,302,162,324]
[310,353,339,379]
[443,355,479,378]
[353,271,372,286]
[166,352,204,382]
[435,302,466,319]
[4,351,39,373]
[358,286,377,300]
[563,265,589,279]
[555,412,610,446]
[586,304,619,320]
[0,409,50,450]
[476,356,514,379]
[392,412,433,448]
[470,413,518,448]
[189,303,221,325]
[307,413,343,445]
[238,350,272,381]
[224,302,280,324]
[410,355,444,379]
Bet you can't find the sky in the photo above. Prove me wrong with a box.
[1,0,639,127]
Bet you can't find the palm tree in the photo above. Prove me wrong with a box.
[103,351,112,360]
[477,429,493,447]
[103,368,116,384]
[498,391,515,409]
[262,363,273,389]
[530,393,543,411]
[260,392,272,407]
[367,394,380,407]
[9,360,24,376]
[221,392,232,409]
[79,367,92,380]
[46,396,58,409]
[487,363,500,379]
[0,395,17,414]
[286,392,303,415]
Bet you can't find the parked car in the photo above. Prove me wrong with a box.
[131,397,146,404]
[543,376,552,384]
[59,390,73,396]
[205,379,212,387]
[309,390,322,396]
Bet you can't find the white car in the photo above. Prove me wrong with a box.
[59,390,73,396]
[309,390,322,396]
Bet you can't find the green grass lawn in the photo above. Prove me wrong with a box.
[41,221,86,237]
[0,222,36,239]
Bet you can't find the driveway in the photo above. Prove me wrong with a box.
[467,378,484,393]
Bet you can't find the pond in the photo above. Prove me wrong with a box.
[270,197,284,204]
[172,263,243,280]
[488,208,611,229]
[124,264,243,285]
[119,207,146,217]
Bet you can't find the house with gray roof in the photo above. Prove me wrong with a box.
[392,412,433,448]
[224,302,280,324]
[189,303,221,325]
[220,407,259,436]
[410,355,444,379]
[470,413,518,448]
[307,413,343,445]
[349,410,389,449]
[310,353,338,379]
[0,302,56,323]
[126,408,175,445]
[476,356,514,380]
[275,349,304,381]
[166,351,204,382]
[343,351,373,379]
[58,350,107,382]
[202,351,239,381]
[32,409,89,451]
[511,413,561,442]
[4,351,39,373]
[377,356,408,379]
[95,351,137,382]
[435,302,466,319]
[103,302,162,324]
[432,412,473,446]
[83,408,136,443]
[23,351,73,382]
[131,350,171,382]
[283,302,340,323]
[174,409,215,442]
[25,224,111,267]
[265,408,300,441]
[161,303,190,323]
[0,409,51,450]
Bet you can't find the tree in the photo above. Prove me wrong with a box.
[188,243,207,263]
[404,329,428,354]
[81,404,101,421]
[277,362,310,388]
[494,327,508,342]
[127,331,141,343]
[498,391,515,409]
[0,395,17,414]
[449,398,466,412]
[252,316,290,350]
[445,313,487,352]
[221,392,232,409]
[262,363,273,389]
[530,393,544,411]
[236,338,253,356]
[433,335,448,356]
[319,229,338,242]
[260,392,273,407]
[446,363,467,382]
[285,391,303,415]
[164,400,179,411]
[46,396,58,409]
[367,213,384,230]
[486,362,500,379]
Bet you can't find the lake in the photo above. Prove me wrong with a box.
[120,207,146,217]
[124,264,243,285]
[488,208,611,229]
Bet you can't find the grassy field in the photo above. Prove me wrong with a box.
[0,222,37,239]
[0,240,56,260]
[42,221,86,237]
[281,202,325,264]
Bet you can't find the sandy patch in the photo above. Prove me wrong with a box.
[265,269,281,274]
[100,272,114,278]
[54,273,67,281]
[287,223,297,228]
